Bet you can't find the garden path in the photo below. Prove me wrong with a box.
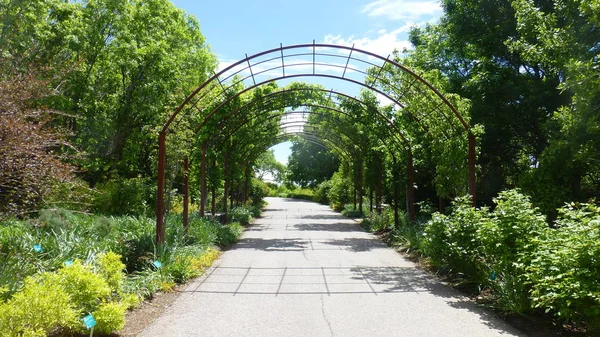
[139,197,525,337]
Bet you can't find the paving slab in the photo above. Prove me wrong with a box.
[139,197,526,337]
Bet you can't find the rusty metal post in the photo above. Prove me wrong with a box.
[377,155,383,214]
[211,160,216,216]
[407,151,416,222]
[392,157,399,227]
[183,157,189,234]
[223,150,230,222]
[156,132,166,247]
[200,144,207,217]
[468,133,477,206]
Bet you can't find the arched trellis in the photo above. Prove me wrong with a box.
[156,43,476,245]
[191,87,411,221]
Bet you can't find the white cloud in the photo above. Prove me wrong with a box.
[322,24,414,57]
[362,0,443,21]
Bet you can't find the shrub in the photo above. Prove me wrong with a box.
[190,248,221,270]
[0,274,78,337]
[92,301,127,334]
[315,180,331,204]
[186,216,218,247]
[327,172,352,211]
[57,261,111,312]
[527,203,600,331]
[164,247,203,284]
[230,206,253,225]
[215,222,243,246]
[479,190,547,313]
[123,269,171,300]
[96,251,126,294]
[295,189,316,201]
[362,209,394,233]
[249,178,271,207]
[92,177,154,216]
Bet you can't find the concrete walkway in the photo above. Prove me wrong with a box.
[139,197,525,337]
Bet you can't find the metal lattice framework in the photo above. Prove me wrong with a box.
[155,43,477,245]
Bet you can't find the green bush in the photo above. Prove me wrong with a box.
[186,216,218,246]
[96,251,126,294]
[422,191,545,313]
[315,180,331,204]
[92,177,155,216]
[286,188,316,202]
[362,208,395,232]
[57,261,111,313]
[230,206,253,225]
[327,172,352,211]
[527,203,600,331]
[215,222,244,246]
[480,190,547,313]
[164,246,204,284]
[422,195,488,279]
[249,178,271,207]
[93,301,127,334]
[0,274,78,337]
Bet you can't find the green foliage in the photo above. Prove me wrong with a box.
[92,177,155,216]
[422,196,488,281]
[327,172,352,211]
[286,140,340,188]
[362,209,395,233]
[422,191,545,313]
[163,246,203,284]
[314,180,331,204]
[527,203,600,331]
[0,274,78,337]
[230,206,253,226]
[215,222,244,247]
[93,301,127,334]
[285,188,317,202]
[249,178,271,208]
[96,251,126,294]
[56,261,111,312]
[416,189,600,328]
[254,150,285,183]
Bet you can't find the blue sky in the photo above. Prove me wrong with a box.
[171,0,443,163]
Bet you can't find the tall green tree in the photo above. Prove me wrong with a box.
[286,141,340,188]
[402,0,569,206]
[509,0,600,213]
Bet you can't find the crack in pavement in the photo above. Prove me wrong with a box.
[320,295,335,337]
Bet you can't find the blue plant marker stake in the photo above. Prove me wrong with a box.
[83,313,96,328]
[489,271,497,281]
[83,313,96,337]
[64,260,74,267]
[33,244,43,253]
[153,260,162,269]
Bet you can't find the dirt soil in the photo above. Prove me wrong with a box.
[116,284,186,337]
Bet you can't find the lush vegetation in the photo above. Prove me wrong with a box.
[356,190,600,333]
[0,208,246,336]
[1,0,598,335]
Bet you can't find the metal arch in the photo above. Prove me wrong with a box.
[195,87,411,151]
[234,120,366,164]
[157,43,478,246]
[205,105,406,157]
[162,43,471,134]
[191,75,414,142]
[243,132,353,165]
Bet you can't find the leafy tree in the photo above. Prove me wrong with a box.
[254,150,285,183]
[286,140,340,188]
[402,0,568,206]
[509,0,600,214]
[0,70,74,215]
